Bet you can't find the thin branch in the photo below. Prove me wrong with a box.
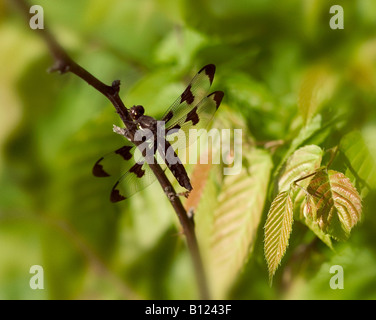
[11,0,210,299]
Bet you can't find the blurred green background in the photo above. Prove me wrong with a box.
[1,0,376,299]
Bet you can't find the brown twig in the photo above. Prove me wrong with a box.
[10,0,209,299]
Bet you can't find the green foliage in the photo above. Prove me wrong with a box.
[206,146,272,297]
[264,190,294,286]
[1,0,376,299]
[265,144,362,283]
[305,169,362,241]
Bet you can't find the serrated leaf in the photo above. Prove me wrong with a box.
[208,148,272,297]
[277,145,335,248]
[184,151,213,212]
[278,145,323,193]
[264,190,294,285]
[300,196,333,249]
[307,169,362,241]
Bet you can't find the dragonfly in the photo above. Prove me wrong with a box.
[93,64,224,202]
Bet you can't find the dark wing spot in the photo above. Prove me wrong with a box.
[180,84,194,104]
[185,106,199,125]
[130,163,145,178]
[110,182,126,202]
[115,145,133,160]
[163,110,174,123]
[199,64,215,84]
[93,158,110,177]
[208,91,224,109]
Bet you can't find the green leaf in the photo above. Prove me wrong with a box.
[264,190,294,285]
[307,169,362,241]
[274,115,322,180]
[300,196,333,249]
[277,145,334,248]
[278,145,323,193]
[154,28,205,66]
[298,65,337,124]
[208,148,272,297]
[340,130,376,196]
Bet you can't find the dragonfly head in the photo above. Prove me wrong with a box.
[130,105,145,120]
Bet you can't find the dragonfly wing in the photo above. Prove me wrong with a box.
[110,161,158,202]
[161,64,216,129]
[93,143,137,178]
[166,91,224,153]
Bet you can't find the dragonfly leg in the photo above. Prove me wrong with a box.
[164,187,191,201]
[113,124,134,141]
[113,124,127,136]
[177,191,190,198]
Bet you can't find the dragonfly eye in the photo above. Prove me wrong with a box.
[130,105,145,120]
